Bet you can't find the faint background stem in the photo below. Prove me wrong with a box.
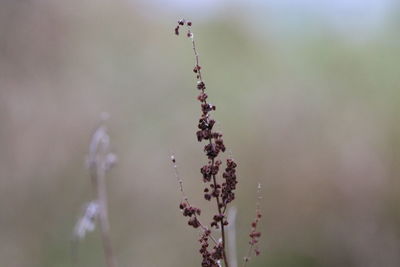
[227,207,238,267]
[73,115,118,267]
[89,120,117,267]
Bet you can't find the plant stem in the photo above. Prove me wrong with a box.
[171,155,219,245]
[188,24,230,267]
[211,155,230,267]
[89,125,117,267]
[96,160,117,267]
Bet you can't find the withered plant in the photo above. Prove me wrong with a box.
[173,20,262,267]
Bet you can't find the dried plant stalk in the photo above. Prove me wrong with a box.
[74,115,118,267]
[174,19,239,267]
[173,19,262,267]
[88,122,117,267]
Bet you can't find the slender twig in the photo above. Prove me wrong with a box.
[171,154,219,245]
[88,121,118,267]
[242,183,262,267]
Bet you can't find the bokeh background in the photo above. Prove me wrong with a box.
[1,0,400,266]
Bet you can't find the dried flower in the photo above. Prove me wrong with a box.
[174,19,239,267]
[173,19,262,267]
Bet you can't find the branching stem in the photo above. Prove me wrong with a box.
[187,24,230,267]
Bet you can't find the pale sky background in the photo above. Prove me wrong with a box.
[144,0,396,38]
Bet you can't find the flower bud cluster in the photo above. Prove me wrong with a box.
[179,202,201,229]
[199,231,224,267]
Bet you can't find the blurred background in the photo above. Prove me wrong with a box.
[1,0,400,266]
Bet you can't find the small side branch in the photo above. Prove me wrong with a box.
[242,183,262,267]
[171,154,219,245]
